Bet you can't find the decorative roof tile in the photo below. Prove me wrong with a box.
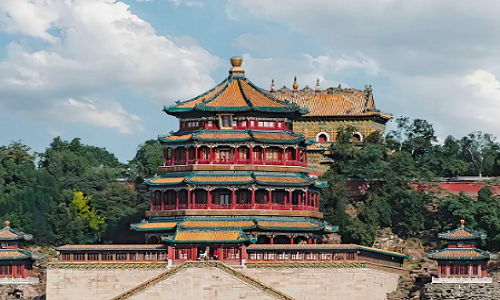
[272,88,391,119]
[438,223,486,241]
[195,132,251,141]
[254,176,310,186]
[180,220,255,229]
[427,248,491,260]
[134,222,178,230]
[0,249,43,260]
[165,231,249,244]
[158,134,192,143]
[205,79,248,108]
[256,221,320,230]
[55,244,166,251]
[187,175,253,185]
[0,222,32,241]
[251,132,300,142]
[147,177,185,185]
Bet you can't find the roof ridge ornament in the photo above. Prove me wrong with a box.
[293,76,298,92]
[315,79,321,93]
[229,57,245,77]
[460,219,465,228]
[270,79,275,92]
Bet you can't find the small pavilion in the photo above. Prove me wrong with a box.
[0,221,43,281]
[428,220,495,283]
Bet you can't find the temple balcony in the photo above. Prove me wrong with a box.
[149,203,319,212]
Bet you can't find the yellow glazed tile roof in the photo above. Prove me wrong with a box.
[257,221,320,228]
[174,231,245,242]
[188,176,253,183]
[148,177,185,184]
[160,134,192,141]
[252,132,298,141]
[177,84,226,108]
[0,251,29,258]
[0,230,20,239]
[443,228,475,239]
[255,176,310,184]
[136,222,178,229]
[181,221,255,228]
[56,244,166,250]
[273,91,390,118]
[196,132,250,140]
[240,80,285,108]
[431,249,487,259]
[206,80,248,108]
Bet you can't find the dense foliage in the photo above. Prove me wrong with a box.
[0,138,162,245]
[321,117,500,249]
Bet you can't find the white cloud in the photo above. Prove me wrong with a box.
[54,98,144,134]
[0,0,219,133]
[137,0,203,6]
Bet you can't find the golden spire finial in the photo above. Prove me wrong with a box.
[315,79,321,91]
[229,57,244,77]
[4,221,10,228]
[293,76,298,90]
[460,219,465,227]
[270,79,275,92]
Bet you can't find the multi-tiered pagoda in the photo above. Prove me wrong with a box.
[131,57,333,261]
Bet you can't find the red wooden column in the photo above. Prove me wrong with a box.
[251,188,256,207]
[262,147,266,164]
[170,148,174,165]
[207,189,212,208]
[304,150,308,166]
[268,189,272,206]
[240,245,247,265]
[288,189,293,208]
[186,189,191,209]
[290,237,294,244]
[209,146,213,163]
[194,146,199,163]
[298,192,302,208]
[270,236,274,245]
[176,190,179,209]
[12,265,17,278]
[21,265,25,278]
[249,146,254,164]
[235,146,239,164]
[192,190,196,208]
[217,247,223,261]
[185,148,189,164]
[295,147,299,164]
[161,192,165,210]
[192,247,198,260]
[305,190,309,207]
[308,238,312,244]
[167,246,174,267]
[232,188,236,208]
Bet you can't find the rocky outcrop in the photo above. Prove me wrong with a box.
[420,283,500,300]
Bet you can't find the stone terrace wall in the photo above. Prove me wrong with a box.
[47,265,167,300]
[242,267,401,300]
[420,283,500,300]
[126,267,276,300]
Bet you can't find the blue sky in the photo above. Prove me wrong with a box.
[1,0,500,162]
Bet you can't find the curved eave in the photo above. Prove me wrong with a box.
[323,225,339,233]
[256,225,323,231]
[158,136,192,144]
[162,237,249,244]
[359,246,409,259]
[130,223,177,232]
[145,179,185,186]
[179,225,257,230]
[427,253,490,261]
[186,179,254,185]
[254,179,312,186]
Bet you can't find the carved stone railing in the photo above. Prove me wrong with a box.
[109,261,296,300]
[47,262,170,270]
